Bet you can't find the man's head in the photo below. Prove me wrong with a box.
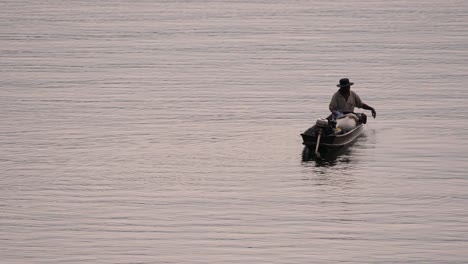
[337,78,353,93]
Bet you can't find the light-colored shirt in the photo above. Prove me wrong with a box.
[329,90,363,113]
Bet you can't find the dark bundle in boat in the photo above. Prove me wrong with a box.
[301,112,367,157]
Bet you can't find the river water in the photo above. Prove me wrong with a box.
[1,0,468,263]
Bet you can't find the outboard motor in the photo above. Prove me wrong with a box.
[315,118,329,128]
[313,118,336,158]
[315,118,336,136]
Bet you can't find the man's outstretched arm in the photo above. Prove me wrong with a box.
[362,103,377,118]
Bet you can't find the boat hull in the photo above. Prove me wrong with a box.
[301,124,364,149]
[300,113,366,159]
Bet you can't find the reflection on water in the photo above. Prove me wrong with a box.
[299,133,372,189]
[301,132,369,166]
[299,149,358,188]
[301,145,352,165]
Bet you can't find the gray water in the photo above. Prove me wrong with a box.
[1,0,468,263]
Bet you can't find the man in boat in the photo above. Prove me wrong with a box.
[329,78,377,119]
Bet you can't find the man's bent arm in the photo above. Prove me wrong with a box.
[362,103,377,118]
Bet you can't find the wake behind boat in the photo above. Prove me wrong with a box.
[301,112,367,158]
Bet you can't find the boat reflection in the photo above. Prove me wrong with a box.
[301,133,368,167]
[301,145,352,166]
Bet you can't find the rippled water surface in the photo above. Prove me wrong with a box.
[1,0,468,263]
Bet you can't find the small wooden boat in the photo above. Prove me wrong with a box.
[301,113,367,157]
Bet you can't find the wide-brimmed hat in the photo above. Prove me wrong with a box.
[337,78,354,88]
